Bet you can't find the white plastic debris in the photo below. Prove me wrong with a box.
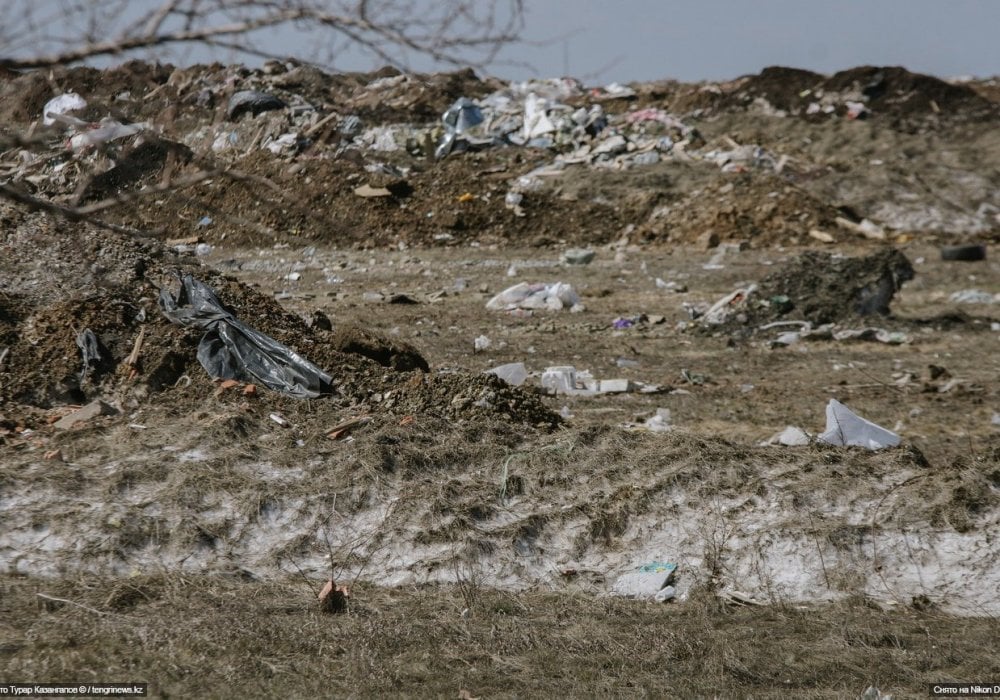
[485,282,581,312]
[774,425,810,446]
[611,562,678,600]
[643,409,672,433]
[522,93,557,139]
[473,335,491,352]
[486,362,528,387]
[43,93,87,126]
[818,399,900,450]
[950,289,997,304]
[541,366,577,394]
[212,131,238,151]
[265,133,299,154]
[701,285,756,325]
[69,119,148,151]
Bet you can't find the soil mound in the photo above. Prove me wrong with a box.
[757,247,916,325]
[639,172,844,246]
[0,201,559,429]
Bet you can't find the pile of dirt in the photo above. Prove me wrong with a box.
[0,201,559,429]
[114,149,631,249]
[697,247,917,334]
[637,172,845,246]
[4,59,998,249]
[756,247,915,324]
[825,65,999,126]
[715,65,999,130]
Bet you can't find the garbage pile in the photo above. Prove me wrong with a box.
[693,248,916,331]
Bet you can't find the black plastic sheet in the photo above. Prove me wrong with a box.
[159,274,332,399]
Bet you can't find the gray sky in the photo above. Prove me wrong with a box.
[501,0,1000,82]
[8,0,1000,82]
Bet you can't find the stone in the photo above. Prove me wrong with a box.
[53,400,117,430]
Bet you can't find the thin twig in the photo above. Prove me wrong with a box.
[36,592,120,617]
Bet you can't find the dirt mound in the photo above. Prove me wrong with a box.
[825,65,998,125]
[326,324,429,372]
[733,66,824,113]
[701,65,999,130]
[0,201,559,429]
[638,172,844,246]
[756,247,915,324]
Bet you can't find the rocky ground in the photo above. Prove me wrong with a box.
[1,60,999,697]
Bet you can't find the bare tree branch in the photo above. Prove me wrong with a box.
[0,1,525,72]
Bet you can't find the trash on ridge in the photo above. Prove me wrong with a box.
[43,93,87,126]
[486,282,583,312]
[818,399,900,450]
[68,118,149,151]
[159,274,332,399]
[227,90,286,120]
[611,562,678,601]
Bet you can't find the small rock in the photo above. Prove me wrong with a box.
[696,231,720,250]
[562,248,596,265]
[53,400,117,430]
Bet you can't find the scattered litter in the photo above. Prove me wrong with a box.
[611,562,678,601]
[540,365,660,396]
[540,366,577,395]
[949,289,997,304]
[227,90,285,120]
[159,274,332,398]
[940,244,986,262]
[435,97,487,159]
[269,412,290,427]
[486,282,582,312]
[835,216,885,240]
[764,425,810,446]
[768,323,910,346]
[655,278,687,293]
[629,408,672,433]
[473,335,491,352]
[75,328,105,381]
[701,286,756,325]
[486,362,528,387]
[43,93,87,126]
[818,399,900,450]
[68,118,148,151]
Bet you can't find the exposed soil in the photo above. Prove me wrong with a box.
[1,60,999,697]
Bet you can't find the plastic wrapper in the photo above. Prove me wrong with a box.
[159,274,332,399]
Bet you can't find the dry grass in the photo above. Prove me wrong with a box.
[1,574,997,698]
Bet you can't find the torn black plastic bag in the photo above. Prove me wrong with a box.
[159,274,333,398]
